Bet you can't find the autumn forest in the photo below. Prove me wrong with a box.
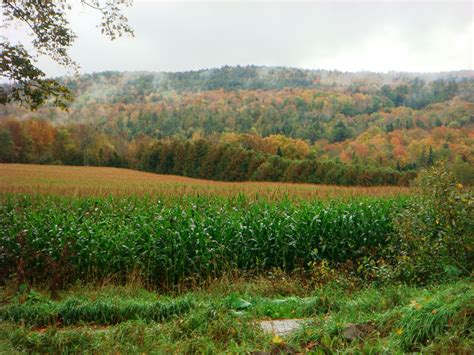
[1,66,473,185]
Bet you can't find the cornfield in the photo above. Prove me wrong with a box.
[0,164,410,200]
[0,193,407,287]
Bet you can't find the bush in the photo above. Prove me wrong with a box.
[394,163,474,283]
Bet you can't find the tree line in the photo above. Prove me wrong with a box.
[0,118,417,186]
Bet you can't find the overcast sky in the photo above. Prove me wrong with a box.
[5,0,474,76]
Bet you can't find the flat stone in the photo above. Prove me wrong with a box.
[259,319,306,336]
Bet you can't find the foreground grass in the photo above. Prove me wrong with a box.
[1,277,472,353]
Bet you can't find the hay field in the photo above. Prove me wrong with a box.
[0,163,410,200]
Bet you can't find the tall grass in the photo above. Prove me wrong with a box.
[391,283,473,351]
[0,193,406,287]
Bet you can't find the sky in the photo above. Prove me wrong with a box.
[4,0,474,76]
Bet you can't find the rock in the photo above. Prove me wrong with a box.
[259,319,306,336]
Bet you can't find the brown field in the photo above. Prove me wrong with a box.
[0,164,410,200]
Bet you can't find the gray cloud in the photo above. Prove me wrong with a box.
[6,1,474,76]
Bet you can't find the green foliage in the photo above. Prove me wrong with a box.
[452,159,474,185]
[0,194,403,288]
[380,78,458,109]
[1,164,471,289]
[0,128,14,161]
[394,163,474,282]
[1,0,133,109]
[0,42,73,109]
[331,120,352,142]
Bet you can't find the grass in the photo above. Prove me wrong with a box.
[1,295,195,327]
[0,163,410,200]
[1,277,472,353]
[390,284,474,352]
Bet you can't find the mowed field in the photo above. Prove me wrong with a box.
[0,164,410,200]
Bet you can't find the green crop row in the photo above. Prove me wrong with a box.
[0,194,407,286]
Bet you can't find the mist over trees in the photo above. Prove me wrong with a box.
[1,0,133,109]
[1,66,473,185]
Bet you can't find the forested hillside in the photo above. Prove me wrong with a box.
[1,66,473,185]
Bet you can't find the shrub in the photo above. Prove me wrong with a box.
[394,162,474,283]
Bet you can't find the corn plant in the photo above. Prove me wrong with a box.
[0,194,406,287]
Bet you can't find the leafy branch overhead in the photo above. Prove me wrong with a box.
[0,0,134,110]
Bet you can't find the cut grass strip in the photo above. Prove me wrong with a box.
[0,297,195,327]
